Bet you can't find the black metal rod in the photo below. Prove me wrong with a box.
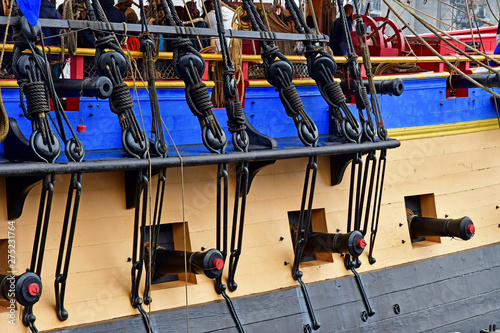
[298,277,320,330]
[409,216,475,240]
[0,139,400,176]
[351,267,375,317]
[53,77,113,99]
[293,230,366,257]
[340,78,405,96]
[450,73,500,89]
[54,172,82,321]
[153,248,224,279]
[0,17,329,43]
[221,289,245,332]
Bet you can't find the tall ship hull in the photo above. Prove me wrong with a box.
[0,1,500,332]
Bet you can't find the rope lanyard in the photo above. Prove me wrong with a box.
[242,0,322,328]
[80,1,154,330]
[283,0,361,143]
[8,5,86,331]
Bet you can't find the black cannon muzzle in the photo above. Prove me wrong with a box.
[341,78,405,97]
[151,247,224,279]
[293,229,366,258]
[53,77,113,99]
[0,272,42,307]
[450,73,500,89]
[409,216,475,241]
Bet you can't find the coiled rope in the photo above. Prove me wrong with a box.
[0,0,13,143]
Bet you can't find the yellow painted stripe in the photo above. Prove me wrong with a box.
[247,79,320,87]
[388,118,500,141]
[0,80,215,89]
[0,80,18,88]
[2,43,499,64]
[125,80,215,88]
[372,72,450,81]
[247,72,450,87]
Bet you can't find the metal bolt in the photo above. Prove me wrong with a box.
[402,240,406,244]
[279,237,284,241]
[89,113,94,117]
[201,247,206,251]
[399,223,403,227]
[18,113,23,117]
[496,205,499,209]
[445,214,449,218]
[361,311,369,322]
[336,229,341,232]
[284,261,289,266]
[393,304,401,315]
[127,257,132,262]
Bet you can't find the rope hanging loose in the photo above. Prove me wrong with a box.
[242,0,318,147]
[156,0,227,154]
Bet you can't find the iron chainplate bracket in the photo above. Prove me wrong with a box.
[54,172,83,321]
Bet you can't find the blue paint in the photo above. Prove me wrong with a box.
[1,77,498,156]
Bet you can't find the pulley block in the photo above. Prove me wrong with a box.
[309,56,337,85]
[140,36,155,53]
[223,76,237,100]
[19,16,41,41]
[30,130,61,163]
[16,54,47,78]
[202,125,227,154]
[232,131,249,152]
[97,51,128,77]
[177,54,205,80]
[65,137,85,163]
[297,120,318,146]
[267,60,294,88]
[122,128,147,159]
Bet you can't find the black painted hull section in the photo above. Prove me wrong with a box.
[56,243,500,332]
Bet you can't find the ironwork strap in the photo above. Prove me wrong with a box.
[54,172,82,321]
[291,156,320,329]
[130,170,152,332]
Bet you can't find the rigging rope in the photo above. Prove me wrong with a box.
[437,0,495,26]
[393,0,500,67]
[485,0,499,22]
[405,2,459,30]
[469,0,486,54]
[464,0,475,46]
[386,0,500,101]
[0,0,13,143]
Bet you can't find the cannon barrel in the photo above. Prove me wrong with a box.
[450,73,500,89]
[153,247,224,279]
[409,216,475,241]
[0,272,42,306]
[292,229,366,257]
[53,77,113,99]
[340,78,405,96]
